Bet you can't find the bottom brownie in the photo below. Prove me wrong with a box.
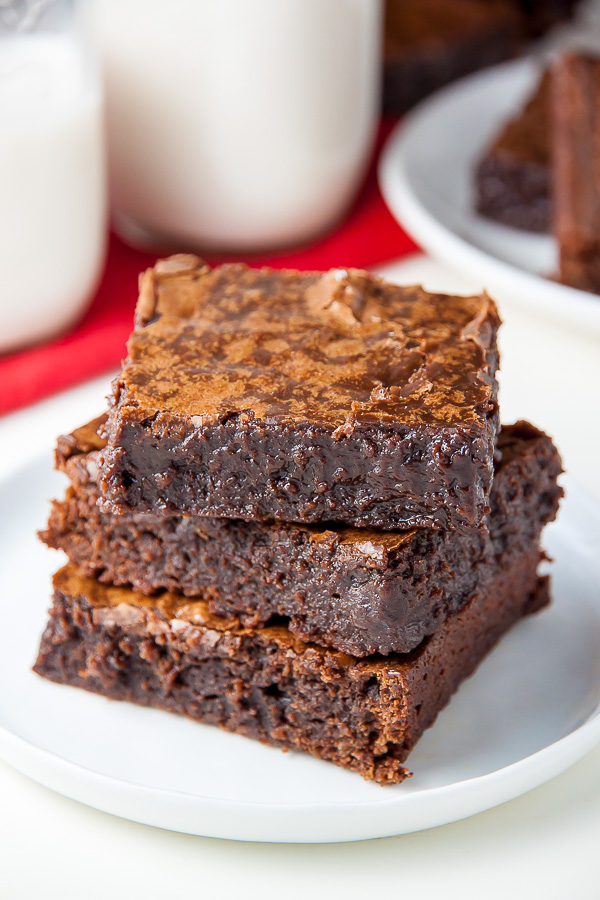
[34,554,548,785]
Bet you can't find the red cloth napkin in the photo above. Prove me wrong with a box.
[1,121,416,417]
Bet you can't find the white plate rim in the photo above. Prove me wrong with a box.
[2,673,600,843]
[377,58,600,335]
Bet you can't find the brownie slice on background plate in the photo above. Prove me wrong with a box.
[478,49,600,291]
[553,52,600,294]
[475,70,551,232]
[98,256,501,532]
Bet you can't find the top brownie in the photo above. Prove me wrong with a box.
[99,256,500,530]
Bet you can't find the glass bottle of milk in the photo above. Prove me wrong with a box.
[93,0,382,253]
[0,0,107,353]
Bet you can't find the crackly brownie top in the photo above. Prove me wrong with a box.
[113,255,500,433]
[487,70,550,166]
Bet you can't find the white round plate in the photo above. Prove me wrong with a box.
[378,58,600,335]
[1,456,600,843]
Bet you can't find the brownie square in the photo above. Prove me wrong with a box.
[43,417,562,657]
[98,257,501,531]
[475,71,552,233]
[34,552,548,785]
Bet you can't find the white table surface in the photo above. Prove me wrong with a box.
[1,254,599,899]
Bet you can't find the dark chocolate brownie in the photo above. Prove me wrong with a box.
[98,257,501,531]
[42,417,562,657]
[34,553,548,785]
[476,71,551,232]
[553,52,600,294]
[383,0,521,114]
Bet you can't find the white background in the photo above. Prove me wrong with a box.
[1,254,599,898]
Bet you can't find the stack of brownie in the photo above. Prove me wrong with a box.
[35,257,562,784]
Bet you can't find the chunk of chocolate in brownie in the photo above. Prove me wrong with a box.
[553,52,600,294]
[43,417,562,657]
[383,0,521,114]
[98,258,501,531]
[34,553,548,785]
[476,71,551,233]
